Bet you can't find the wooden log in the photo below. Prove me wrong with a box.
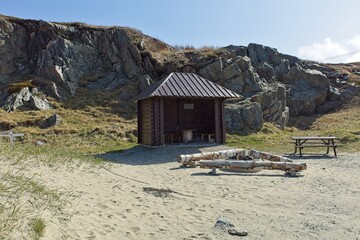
[178,149,246,166]
[198,160,307,171]
[248,149,292,162]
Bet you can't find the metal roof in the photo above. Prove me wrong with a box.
[132,72,241,101]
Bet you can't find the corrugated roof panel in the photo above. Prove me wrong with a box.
[132,72,242,101]
[173,73,192,97]
[178,73,197,96]
[186,74,206,97]
[192,74,212,97]
[170,75,186,96]
[164,80,179,96]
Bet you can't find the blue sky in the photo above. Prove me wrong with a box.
[1,0,360,63]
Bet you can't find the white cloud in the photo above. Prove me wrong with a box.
[298,35,360,63]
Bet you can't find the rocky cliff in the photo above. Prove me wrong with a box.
[0,14,359,134]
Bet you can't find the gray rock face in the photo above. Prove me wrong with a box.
[136,74,154,91]
[38,114,61,128]
[220,57,265,97]
[235,56,251,72]
[1,87,52,111]
[1,15,358,136]
[0,18,29,75]
[225,100,263,135]
[2,87,31,111]
[251,83,287,124]
[198,58,223,82]
[280,66,330,116]
[248,43,280,66]
[256,62,275,81]
[30,95,52,111]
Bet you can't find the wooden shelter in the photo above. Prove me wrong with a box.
[132,72,241,146]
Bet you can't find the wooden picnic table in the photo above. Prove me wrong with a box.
[290,136,341,157]
[0,131,25,145]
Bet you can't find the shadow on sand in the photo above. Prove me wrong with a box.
[284,154,338,161]
[190,172,304,178]
[96,145,230,166]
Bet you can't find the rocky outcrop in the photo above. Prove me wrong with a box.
[0,15,358,135]
[224,100,263,135]
[2,87,32,111]
[251,83,287,122]
[219,59,265,97]
[280,66,330,116]
[1,87,52,111]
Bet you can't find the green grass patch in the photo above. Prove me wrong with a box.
[227,107,360,154]
[30,218,46,240]
[0,169,73,240]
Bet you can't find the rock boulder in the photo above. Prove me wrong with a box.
[225,100,263,135]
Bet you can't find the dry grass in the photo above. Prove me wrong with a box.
[227,106,360,155]
[325,62,360,85]
[0,101,137,155]
[7,80,36,94]
[0,164,75,240]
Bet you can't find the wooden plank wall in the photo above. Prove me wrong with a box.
[153,98,162,145]
[139,99,153,145]
[163,99,178,133]
[214,99,225,143]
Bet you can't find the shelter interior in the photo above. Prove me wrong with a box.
[163,98,215,144]
[137,97,225,146]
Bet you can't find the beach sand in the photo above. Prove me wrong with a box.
[1,145,359,239]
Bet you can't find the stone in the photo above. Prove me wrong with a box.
[280,53,301,67]
[280,65,330,116]
[38,114,61,129]
[256,62,275,81]
[275,59,290,76]
[235,56,251,72]
[221,63,241,80]
[29,95,52,110]
[248,43,278,65]
[214,218,235,229]
[275,107,289,130]
[198,58,223,82]
[224,45,248,57]
[119,91,133,101]
[221,65,264,97]
[316,101,341,114]
[136,74,154,91]
[225,100,263,135]
[287,81,328,116]
[251,83,287,123]
[241,67,264,97]
[228,228,248,236]
[2,87,31,111]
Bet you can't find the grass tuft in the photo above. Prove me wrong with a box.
[30,218,45,240]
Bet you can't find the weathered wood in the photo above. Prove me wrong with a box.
[0,132,25,145]
[248,149,292,162]
[178,149,246,166]
[198,160,307,172]
[294,144,342,147]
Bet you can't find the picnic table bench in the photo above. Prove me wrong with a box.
[290,136,342,157]
[0,131,25,145]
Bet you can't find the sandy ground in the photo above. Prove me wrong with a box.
[1,145,360,240]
